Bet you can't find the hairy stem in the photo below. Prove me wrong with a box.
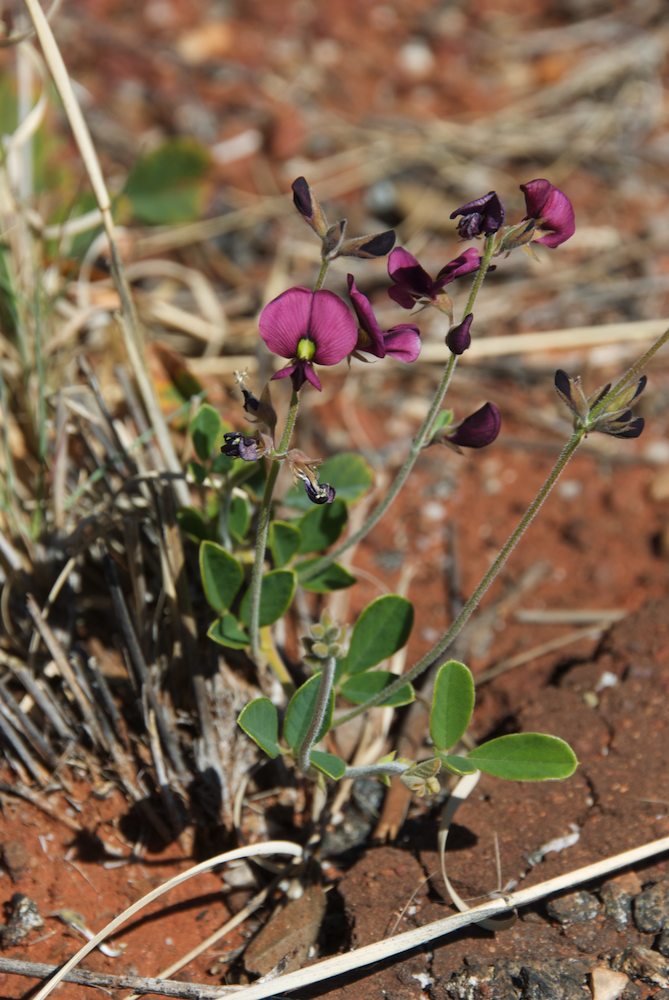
[297,657,336,773]
[300,235,498,581]
[336,429,585,724]
[249,390,300,659]
[590,325,669,418]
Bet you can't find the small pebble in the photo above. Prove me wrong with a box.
[600,881,635,930]
[546,889,600,925]
[634,880,669,934]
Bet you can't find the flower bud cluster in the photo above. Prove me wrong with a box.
[302,612,348,671]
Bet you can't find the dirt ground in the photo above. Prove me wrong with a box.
[2,0,669,997]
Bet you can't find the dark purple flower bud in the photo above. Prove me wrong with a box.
[291,176,329,238]
[446,314,473,355]
[450,192,505,239]
[446,402,501,449]
[520,179,575,249]
[339,230,396,259]
[303,479,336,505]
[221,432,261,461]
[604,413,645,439]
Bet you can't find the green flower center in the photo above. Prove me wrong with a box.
[296,337,316,361]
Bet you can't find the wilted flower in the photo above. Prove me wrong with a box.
[450,192,505,239]
[347,275,421,363]
[259,287,358,391]
[387,246,481,314]
[292,177,395,261]
[446,313,473,356]
[520,179,575,249]
[435,402,502,452]
[286,449,337,505]
[221,432,262,461]
[555,369,646,438]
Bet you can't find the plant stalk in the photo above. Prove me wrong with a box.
[296,656,336,773]
[249,390,300,659]
[300,235,498,581]
[336,428,585,724]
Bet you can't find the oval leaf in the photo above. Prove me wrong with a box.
[310,750,346,780]
[283,674,334,752]
[340,670,414,707]
[439,754,479,776]
[465,733,578,781]
[238,698,280,759]
[297,560,356,593]
[341,595,414,675]
[297,498,347,553]
[207,614,248,650]
[199,541,243,613]
[269,520,301,567]
[239,570,296,628]
[429,660,475,752]
[229,494,251,542]
[190,404,223,462]
[124,138,211,225]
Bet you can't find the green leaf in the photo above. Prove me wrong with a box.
[464,733,579,781]
[296,560,356,593]
[239,570,296,628]
[429,660,475,752]
[229,494,251,542]
[177,506,214,542]
[297,498,347,553]
[199,541,243,613]
[237,698,280,759]
[340,671,414,707]
[439,754,479,776]
[189,460,208,485]
[340,595,414,675]
[123,138,211,225]
[310,750,346,780]
[283,674,334,752]
[190,404,224,462]
[207,613,249,650]
[269,520,301,568]
[283,453,374,510]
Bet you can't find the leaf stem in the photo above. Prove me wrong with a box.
[249,390,300,659]
[336,429,585,724]
[296,656,336,773]
[300,235,498,581]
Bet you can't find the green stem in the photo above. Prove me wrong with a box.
[336,429,585,725]
[301,235,498,582]
[249,390,300,659]
[314,259,330,291]
[590,325,669,419]
[344,761,408,780]
[296,656,336,773]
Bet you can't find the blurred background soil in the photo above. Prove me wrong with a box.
[1,0,669,997]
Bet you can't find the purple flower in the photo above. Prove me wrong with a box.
[520,179,575,249]
[446,314,473,356]
[347,275,421,363]
[259,287,358,391]
[445,402,501,450]
[387,247,481,310]
[302,477,336,504]
[221,432,261,461]
[450,192,505,239]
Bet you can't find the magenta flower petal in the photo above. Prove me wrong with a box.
[450,191,505,238]
[383,324,421,362]
[260,287,313,359]
[347,275,386,357]
[388,247,435,307]
[308,290,358,365]
[435,248,481,284]
[447,402,501,449]
[520,179,575,249]
[303,363,322,390]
